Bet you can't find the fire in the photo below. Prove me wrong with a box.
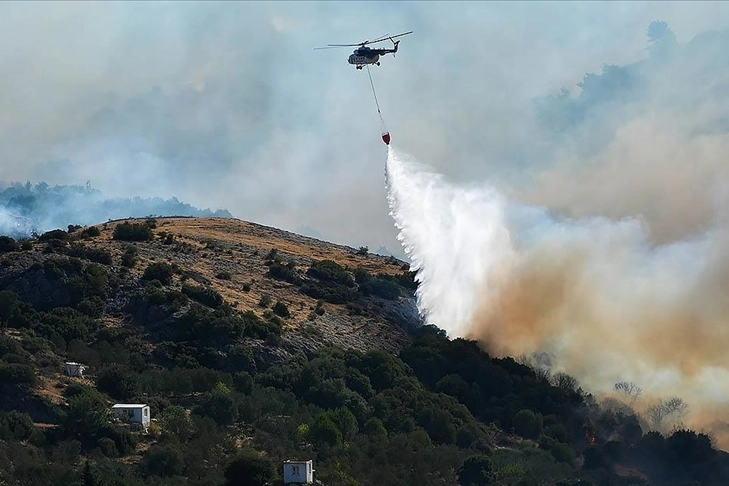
[583,424,598,446]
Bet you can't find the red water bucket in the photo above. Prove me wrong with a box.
[381,132,391,145]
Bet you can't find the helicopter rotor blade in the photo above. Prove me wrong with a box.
[314,31,411,50]
[326,42,367,47]
[367,31,413,45]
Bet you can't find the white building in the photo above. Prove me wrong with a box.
[283,460,314,484]
[63,362,86,378]
[111,404,151,430]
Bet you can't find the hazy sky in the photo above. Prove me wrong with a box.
[2,1,729,255]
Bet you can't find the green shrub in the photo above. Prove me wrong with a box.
[121,245,138,268]
[359,277,401,300]
[113,222,153,241]
[81,226,101,238]
[272,301,290,318]
[0,236,19,253]
[0,363,37,387]
[267,262,303,285]
[66,244,112,265]
[142,262,174,285]
[0,411,34,440]
[224,450,276,486]
[38,229,68,242]
[307,259,355,287]
[182,283,224,309]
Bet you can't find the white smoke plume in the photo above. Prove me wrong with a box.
[385,144,729,447]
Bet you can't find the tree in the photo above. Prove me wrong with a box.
[614,381,643,404]
[310,413,343,448]
[141,444,185,477]
[513,409,543,439]
[62,390,111,439]
[194,390,238,425]
[330,407,359,441]
[645,397,687,432]
[224,450,276,486]
[458,455,494,486]
[0,411,34,440]
[83,460,95,486]
[95,363,140,400]
[668,429,715,465]
[364,417,388,441]
[161,406,192,443]
[552,372,579,393]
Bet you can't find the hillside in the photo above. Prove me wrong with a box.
[0,217,728,486]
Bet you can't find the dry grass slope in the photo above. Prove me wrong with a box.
[94,216,416,355]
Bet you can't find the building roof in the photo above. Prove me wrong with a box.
[112,404,148,408]
[283,460,312,465]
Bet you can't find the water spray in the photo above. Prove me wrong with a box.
[384,145,729,448]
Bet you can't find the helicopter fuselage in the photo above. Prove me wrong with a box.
[348,46,396,69]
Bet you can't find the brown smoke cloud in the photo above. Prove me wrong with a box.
[514,107,729,245]
[464,114,729,447]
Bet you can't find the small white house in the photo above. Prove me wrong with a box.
[111,404,151,430]
[283,460,314,484]
[63,362,86,378]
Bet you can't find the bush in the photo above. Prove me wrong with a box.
[301,282,354,304]
[38,229,68,242]
[458,456,494,486]
[121,245,138,268]
[141,444,185,477]
[224,450,276,486]
[142,262,174,285]
[113,222,153,241]
[272,301,290,318]
[66,244,113,265]
[96,363,141,400]
[259,295,272,308]
[81,226,101,238]
[0,236,19,253]
[182,283,224,308]
[0,411,34,440]
[267,262,303,285]
[0,363,37,387]
[359,277,401,300]
[307,259,355,287]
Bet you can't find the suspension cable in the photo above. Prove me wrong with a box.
[366,65,387,132]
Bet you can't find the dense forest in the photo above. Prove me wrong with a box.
[0,219,727,485]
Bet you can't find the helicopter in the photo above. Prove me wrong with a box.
[315,31,413,70]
